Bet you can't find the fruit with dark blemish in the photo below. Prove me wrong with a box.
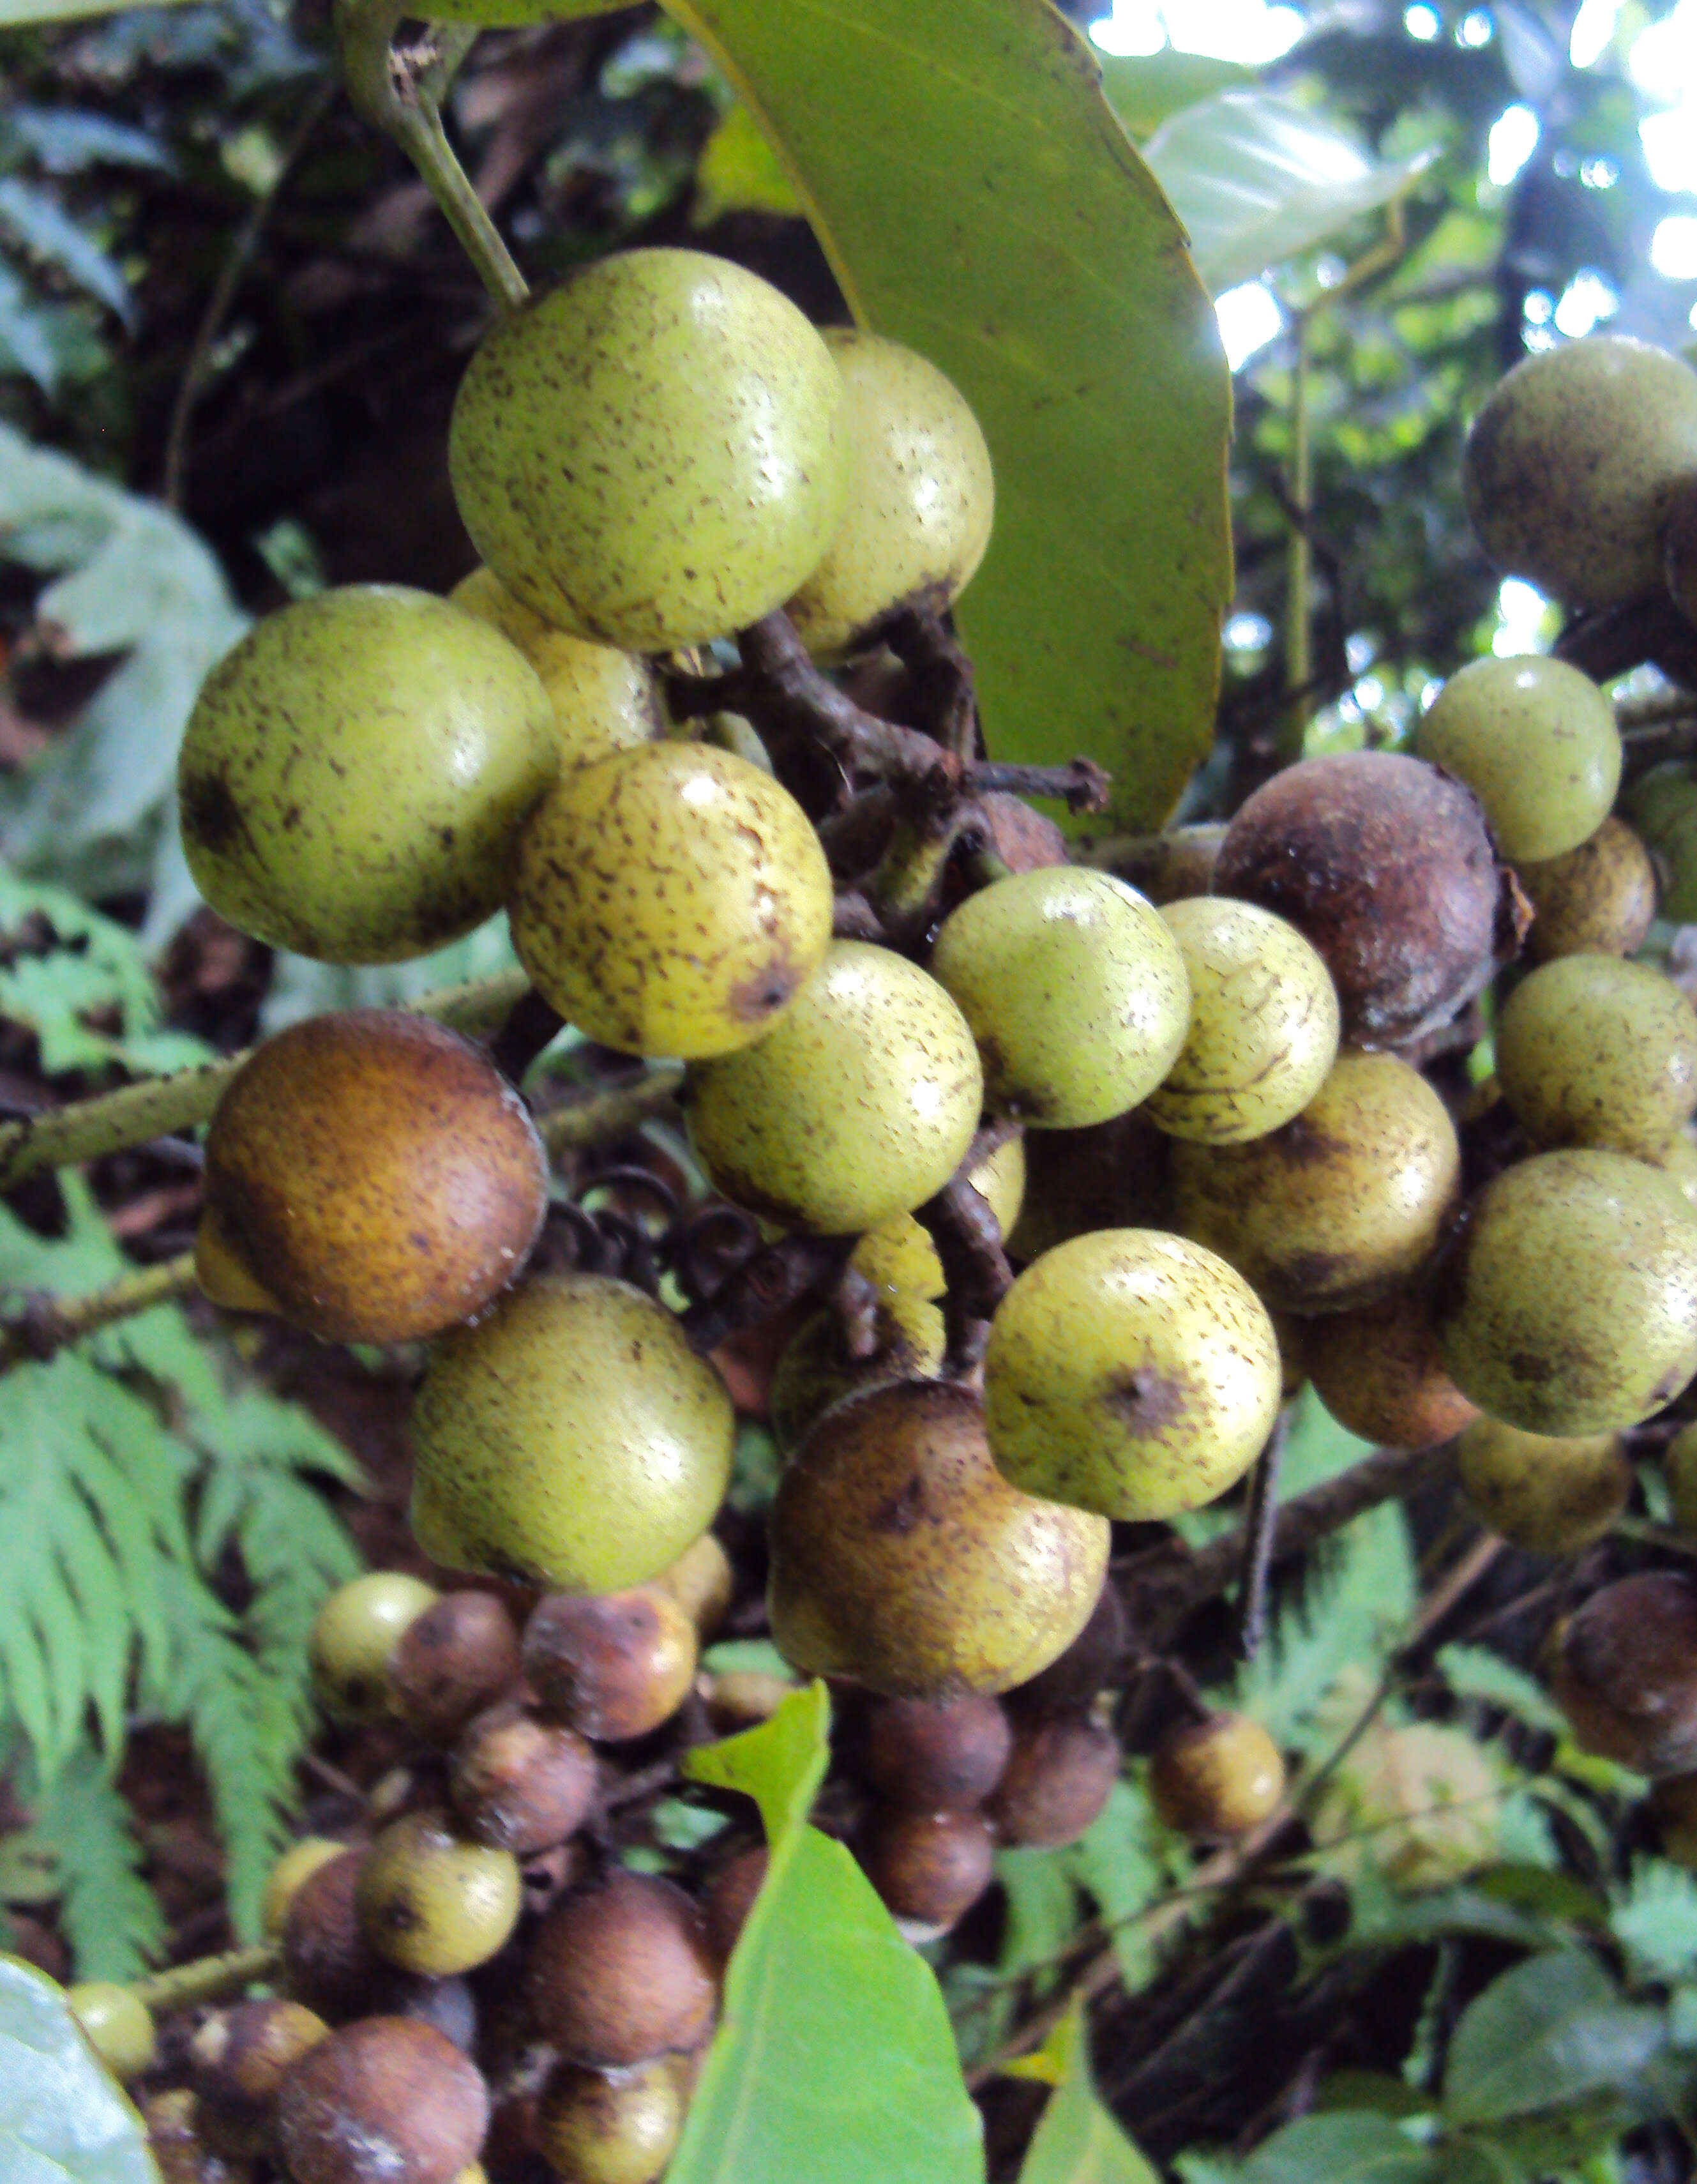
[196,1012,548,1343]
[522,1584,699,1741]
[1415,655,1620,862]
[308,1572,439,1724]
[1150,1711,1285,1838]
[1456,1416,1630,1554]
[178,584,556,964]
[986,1715,1121,1848]
[191,1999,329,2157]
[389,1590,524,1745]
[356,1807,522,1977]
[1518,816,1658,963]
[1550,1572,1697,1773]
[1301,1287,1478,1448]
[527,1869,717,2068]
[857,1806,995,1939]
[534,2054,688,2184]
[858,1691,1013,1810]
[984,1229,1281,1520]
[449,566,660,767]
[508,739,833,1061]
[1495,953,1697,1160]
[769,1289,946,1453]
[448,1700,597,1854]
[275,2015,488,2184]
[68,1982,156,2081]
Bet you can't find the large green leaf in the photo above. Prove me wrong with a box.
[0,1955,157,2183]
[660,0,1231,830]
[1442,1952,1665,2130]
[1225,2112,1441,2184]
[1011,2003,1159,2184]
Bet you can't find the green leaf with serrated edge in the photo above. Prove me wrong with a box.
[0,1953,158,2182]
[1230,2112,1442,2184]
[1436,1646,1567,1737]
[658,0,1230,831]
[1013,2002,1159,2184]
[1443,1953,1665,2128]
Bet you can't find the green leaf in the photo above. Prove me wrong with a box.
[1443,1953,1665,2129]
[1097,52,1253,142]
[1062,1778,1166,1990]
[1436,1646,1567,1738]
[1230,2112,1440,2184]
[32,1750,165,1986]
[1014,2002,1159,2184]
[693,103,803,226]
[660,0,1230,829]
[0,1953,156,2182]
[682,1679,831,1845]
[1610,1860,1697,1987]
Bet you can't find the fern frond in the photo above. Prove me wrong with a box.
[29,1743,167,1982]
[1611,1859,1697,1985]
[1437,1644,1567,1736]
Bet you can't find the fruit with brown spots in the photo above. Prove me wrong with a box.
[190,1999,329,2157]
[275,2016,488,2184]
[389,1591,524,1745]
[356,1808,522,1977]
[534,2055,689,2184]
[987,1716,1121,1848]
[449,566,660,768]
[262,1837,347,1939]
[1550,1572,1697,1773]
[1415,655,1620,862]
[859,1692,1014,1811]
[1456,1417,1631,1554]
[857,1807,995,1939]
[527,1869,717,2068]
[1150,1712,1285,1838]
[850,1134,1025,1301]
[1495,954,1697,1160]
[308,1574,439,1724]
[448,1701,598,1854]
[1520,817,1658,962]
[768,1290,946,1453]
[1302,1288,1479,1448]
[522,1586,698,1743]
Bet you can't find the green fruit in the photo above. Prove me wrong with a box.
[356,1808,521,1977]
[1519,816,1658,963]
[1149,1713,1285,1838]
[688,941,983,1234]
[1436,1149,1697,1432]
[68,1983,156,2081]
[1667,1420,1697,1533]
[1146,897,1339,1143]
[1464,334,1697,607]
[785,328,994,657]
[448,248,849,650]
[309,1573,439,1722]
[928,868,1190,1128]
[179,585,556,963]
[449,566,660,767]
[1654,1130,1697,1217]
[1495,955,1697,1160]
[850,1135,1025,1299]
[1456,1416,1631,1553]
[984,1229,1281,1520]
[769,1290,946,1452]
[1415,655,1620,862]
[1625,762,1697,921]
[509,739,832,1060]
[411,1273,733,1592]
[523,1586,700,1742]
[536,2056,686,2184]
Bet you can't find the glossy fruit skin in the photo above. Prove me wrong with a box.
[411,1273,734,1595]
[768,1291,946,1453]
[309,1574,439,1724]
[448,248,848,650]
[1435,1149,1697,1434]
[263,1837,346,1939]
[1147,898,1339,1143]
[850,1135,1025,1301]
[1464,334,1697,607]
[275,2016,488,2184]
[860,1692,1014,1812]
[356,1808,522,1978]
[1551,1572,1697,1774]
[191,1999,329,2157]
[510,740,833,1060]
[1519,816,1657,963]
[198,1012,548,1344]
[68,1982,156,2081]
[1625,762,1697,922]
[1495,954,1697,1160]
[527,1870,717,2068]
[984,1229,1281,1520]
[688,941,983,1234]
[858,1807,995,1938]
[1415,655,1620,862]
[1172,1050,1461,1316]
[987,1716,1120,1849]
[1150,1712,1285,1837]
[179,585,555,964]
[522,1586,699,1741]
[1301,1288,1479,1448]
[928,868,1189,1128]
[449,567,659,768]
[785,329,994,657]
[448,1701,598,1855]
[534,2055,686,2184]
[388,1591,524,1745]
[1456,1417,1630,1554]
[768,1379,1110,1699]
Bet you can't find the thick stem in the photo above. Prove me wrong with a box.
[537,1065,684,1157]
[0,1252,198,1376]
[914,1132,1017,1379]
[130,1941,280,2012]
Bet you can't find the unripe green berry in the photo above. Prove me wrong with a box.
[68,1982,156,2081]
[356,1807,522,1977]
[309,1573,439,1722]
[1456,1416,1631,1554]
[1625,762,1697,921]
[535,2055,687,2184]
[769,1290,946,1453]
[449,566,660,768]
[1415,655,1620,862]
[1496,954,1697,1160]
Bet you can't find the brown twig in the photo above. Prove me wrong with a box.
[486,987,568,1086]
[1234,1411,1288,1661]
[914,1128,1018,1378]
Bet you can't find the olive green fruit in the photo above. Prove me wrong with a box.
[263,1837,345,1939]
[858,1807,995,1939]
[510,740,833,1059]
[1006,1108,1172,1262]
[1495,955,1697,1160]
[527,1870,717,2068]
[179,586,556,964]
[928,868,1189,1128]
[1415,655,1620,862]
[449,248,849,650]
[1667,1420,1697,1533]
[1551,1572,1697,1775]
[986,1717,1121,1849]
[769,1290,946,1453]
[191,1999,329,2157]
[653,1530,735,1635]
[1150,1712,1285,1837]
[1309,1711,1498,1886]
[1625,762,1697,921]
[1437,1149,1697,1432]
[1095,821,1227,906]
[197,1012,548,1343]
[411,1273,734,1594]
[1172,1050,1461,1316]
[1456,1417,1631,1554]
[523,1585,699,1741]
[448,1701,596,1855]
[688,941,983,1234]
[850,1134,1025,1300]
[388,1591,523,1745]
[860,1692,1014,1812]
[1147,897,1339,1143]
[1520,815,1658,963]
[308,1573,439,1723]
[785,329,994,657]
[68,1982,156,2081]
[984,1229,1281,1520]
[1465,335,1697,607]
[768,1378,1110,1699]
[1657,1130,1697,1218]
[1302,1288,1479,1448]
[356,1808,522,1977]
[276,2017,488,2184]
[449,566,659,767]
[535,2055,686,2184]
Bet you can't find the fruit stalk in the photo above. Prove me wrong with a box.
[915,1130,1018,1377]
[130,1942,280,2013]
[0,1252,197,1377]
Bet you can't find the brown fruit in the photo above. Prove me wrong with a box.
[963,792,1069,876]
[857,1807,995,1938]
[1004,1106,1172,1263]
[389,1591,523,1745]
[1003,1583,1127,1722]
[191,1999,330,2158]
[1302,1288,1479,1448]
[534,2055,687,2184]
[263,1839,347,1940]
[275,2017,488,2184]
[522,1586,699,1741]
[1150,1712,1286,1837]
[767,1291,946,1455]
[527,1869,717,2068]
[1456,1417,1631,1555]
[448,1701,597,1854]
[282,1849,386,2022]
[987,1717,1121,1848]
[144,2090,252,2184]
[356,1808,522,1977]
[1551,1572,1697,1774]
[700,1846,769,1972]
[1519,817,1657,964]
[860,1693,1014,1812]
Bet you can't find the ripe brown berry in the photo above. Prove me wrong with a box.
[522,1587,699,1742]
[652,1531,735,1637]
[190,1999,330,2157]
[527,1869,717,2068]
[534,2054,688,2184]
[859,1694,1013,1812]
[857,1807,995,1938]
[144,2089,249,2184]
[263,1838,347,1939]
[389,1591,524,1745]
[699,1846,769,1973]
[448,1700,598,1854]
[1004,1584,1127,1722]
[282,1849,386,2021]
[275,2017,488,2184]
[1302,1288,1479,1449]
[987,1717,1121,1848]
[1551,1572,1697,1775]
[1150,1712,1285,1838]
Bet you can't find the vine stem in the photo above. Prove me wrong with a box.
[130,1941,280,2012]
[0,1252,197,1376]
[538,1066,685,1155]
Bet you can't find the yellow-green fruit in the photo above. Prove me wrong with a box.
[1171,1050,1461,1315]
[1415,655,1620,863]
[1456,1417,1631,1553]
[308,1573,439,1722]
[449,567,660,767]
[262,1838,346,1939]
[1149,1713,1285,1838]
[534,2056,686,2184]
[653,1531,735,1637]
[928,868,1189,1128]
[68,1982,156,2081]
[688,942,983,1234]
[179,586,556,964]
[411,1273,734,1593]
[510,739,832,1060]
[850,1135,1025,1299]
[1495,955,1697,1160]
[770,1291,946,1452]
[1147,897,1339,1144]
[1436,1149,1697,1433]
[1655,1131,1697,1217]
[1519,816,1658,963]
[1626,762,1697,922]
[1309,1714,1498,1886]
[785,328,994,658]
[769,1379,1110,1699]
[984,1230,1281,1520]
[448,248,849,650]
[356,1807,522,1977]
[1668,1421,1697,1533]
[1464,334,1697,607]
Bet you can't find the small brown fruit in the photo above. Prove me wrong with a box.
[987,1717,1121,1848]
[527,1869,717,2068]
[309,1573,439,1724]
[1150,1713,1285,1837]
[282,1849,386,2021]
[389,1591,524,1745]
[275,2017,488,2184]
[448,1701,597,1854]
[68,1982,156,2081]
[1302,1288,1479,1448]
[857,1807,995,1939]
[522,1586,699,1741]
[859,1693,1014,1812]
[263,1838,347,1939]
[768,1291,946,1454]
[191,1999,330,2157]
[534,2054,687,2184]
[1551,1572,1697,1773]
[700,1846,769,1972]
[1003,1583,1127,1722]
[357,1808,522,1977]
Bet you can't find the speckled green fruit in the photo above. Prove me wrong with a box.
[449,248,849,649]
[769,1291,946,1453]
[1456,1416,1631,1553]
[449,567,660,768]
[1654,1130,1697,1217]
[1625,762,1697,921]
[69,1983,156,2082]
[688,941,983,1234]
[411,1273,733,1593]
[785,329,994,658]
[179,586,556,964]
[1520,816,1658,963]
[928,868,1189,1128]
[1464,335,1697,607]
[1496,955,1697,1160]
[984,1229,1281,1520]
[1171,1050,1461,1315]
[1415,655,1620,861]
[850,1135,1025,1300]
[1146,898,1339,1144]
[1436,1149,1697,1433]
[1149,1713,1285,1838]
[308,1572,439,1722]
[510,740,832,1060]
[356,1808,521,1977]
[535,2056,686,2184]
[769,1379,1110,1699]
